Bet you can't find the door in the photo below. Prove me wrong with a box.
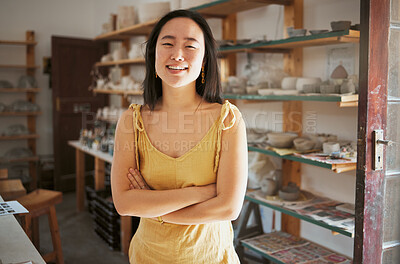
[52,36,107,191]
[355,0,400,263]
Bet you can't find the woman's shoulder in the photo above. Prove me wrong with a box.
[221,100,243,131]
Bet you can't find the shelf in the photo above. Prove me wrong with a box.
[241,232,352,264]
[92,89,143,96]
[0,134,39,141]
[248,146,356,173]
[94,0,291,41]
[219,30,360,54]
[0,40,37,46]
[0,156,39,164]
[95,58,145,67]
[95,19,158,41]
[191,0,291,18]
[0,88,40,93]
[0,65,39,69]
[224,93,358,107]
[245,191,354,237]
[0,112,42,116]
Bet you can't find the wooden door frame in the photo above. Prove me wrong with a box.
[355,0,390,263]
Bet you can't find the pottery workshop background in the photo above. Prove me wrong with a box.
[0,0,359,258]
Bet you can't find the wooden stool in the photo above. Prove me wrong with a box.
[0,179,27,200]
[18,189,64,264]
[0,168,8,179]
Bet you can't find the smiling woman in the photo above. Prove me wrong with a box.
[110,9,248,264]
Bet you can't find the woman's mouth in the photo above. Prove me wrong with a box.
[166,65,188,73]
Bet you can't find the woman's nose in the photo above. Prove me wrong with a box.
[170,48,184,61]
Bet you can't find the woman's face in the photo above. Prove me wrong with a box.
[155,17,205,89]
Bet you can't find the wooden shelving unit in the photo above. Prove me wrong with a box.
[241,232,352,264]
[245,192,354,237]
[0,31,39,190]
[0,156,40,164]
[191,0,291,17]
[0,65,40,69]
[0,40,37,46]
[95,58,145,67]
[0,112,42,116]
[0,134,40,141]
[219,29,360,54]
[92,88,142,96]
[0,88,40,93]
[248,146,356,173]
[224,93,358,107]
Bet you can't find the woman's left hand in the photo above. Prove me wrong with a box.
[127,168,151,190]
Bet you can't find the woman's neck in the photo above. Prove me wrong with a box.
[159,81,203,112]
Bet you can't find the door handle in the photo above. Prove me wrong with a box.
[372,129,396,170]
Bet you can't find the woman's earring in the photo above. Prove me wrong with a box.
[201,66,205,84]
[155,72,158,78]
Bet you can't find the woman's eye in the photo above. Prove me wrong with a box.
[162,43,172,46]
[186,45,196,49]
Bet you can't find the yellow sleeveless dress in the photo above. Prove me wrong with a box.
[127,100,241,264]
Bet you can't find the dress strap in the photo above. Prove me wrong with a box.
[128,103,144,170]
[214,100,238,172]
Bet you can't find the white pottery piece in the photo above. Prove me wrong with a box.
[267,132,298,148]
[257,89,274,96]
[281,77,298,90]
[246,86,259,94]
[340,79,356,94]
[101,54,113,62]
[260,178,277,196]
[112,47,128,61]
[296,77,321,92]
[117,6,136,30]
[293,137,316,151]
[323,142,340,154]
[302,84,320,93]
[286,27,307,37]
[320,84,340,94]
[272,90,299,95]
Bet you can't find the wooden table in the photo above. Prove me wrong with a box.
[0,195,46,264]
[68,140,132,255]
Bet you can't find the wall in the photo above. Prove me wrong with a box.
[0,0,360,258]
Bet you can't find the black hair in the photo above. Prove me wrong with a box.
[142,9,223,111]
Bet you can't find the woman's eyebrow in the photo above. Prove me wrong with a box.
[161,35,199,43]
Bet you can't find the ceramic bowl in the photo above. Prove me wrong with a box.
[296,77,322,91]
[267,132,298,148]
[281,77,298,90]
[246,86,259,94]
[293,137,316,151]
[302,84,320,93]
[320,84,340,94]
[323,142,340,154]
[287,27,307,37]
[279,183,300,201]
[258,89,274,96]
[232,88,246,94]
[331,21,352,31]
[309,30,329,35]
